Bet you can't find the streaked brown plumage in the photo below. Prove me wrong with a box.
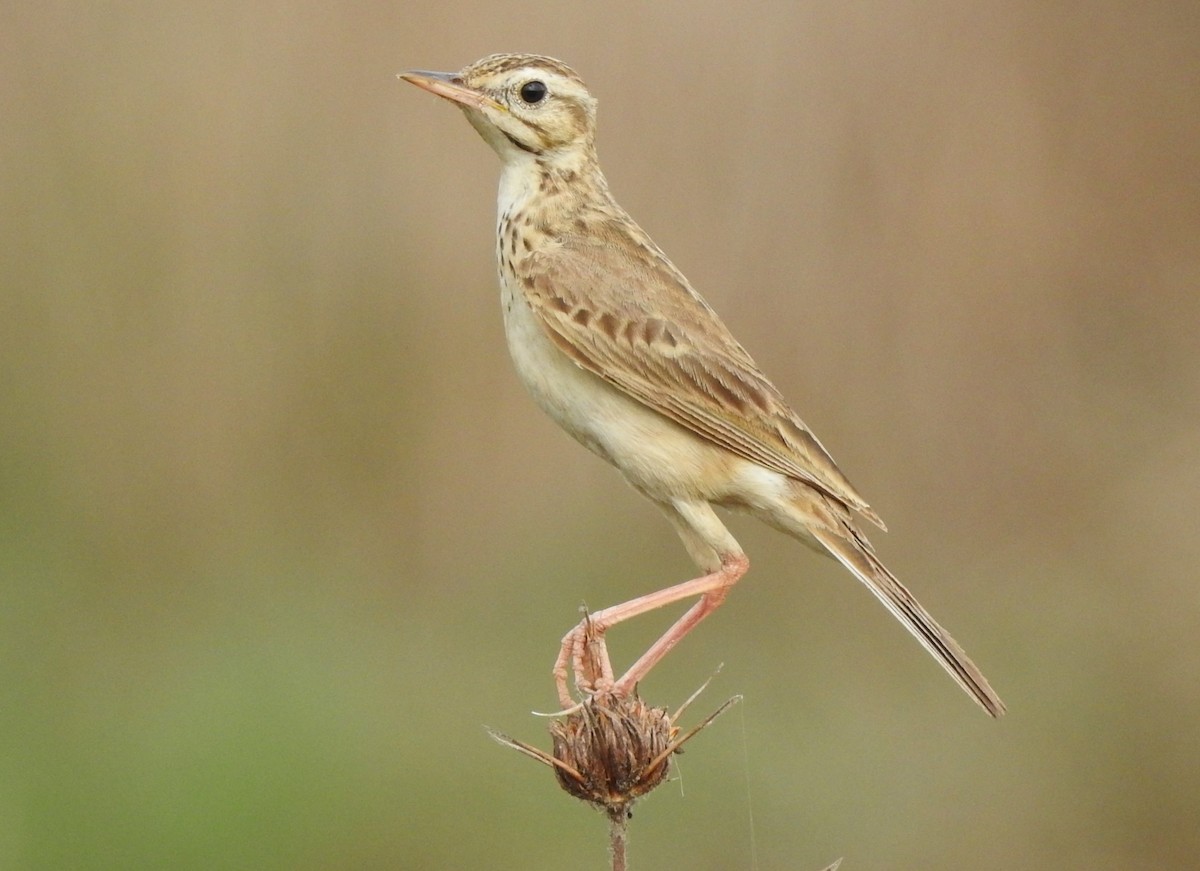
[401,53,1005,717]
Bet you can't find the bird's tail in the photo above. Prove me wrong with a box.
[807,518,1006,718]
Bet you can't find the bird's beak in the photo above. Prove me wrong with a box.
[398,70,505,113]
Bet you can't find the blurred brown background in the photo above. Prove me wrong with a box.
[3,2,1198,869]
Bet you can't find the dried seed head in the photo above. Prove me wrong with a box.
[487,679,739,823]
[550,693,674,813]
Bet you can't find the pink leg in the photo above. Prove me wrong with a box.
[553,553,749,707]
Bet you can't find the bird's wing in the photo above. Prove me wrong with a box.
[524,230,885,529]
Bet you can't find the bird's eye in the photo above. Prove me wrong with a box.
[519,80,547,104]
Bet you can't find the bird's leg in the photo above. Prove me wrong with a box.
[611,553,748,695]
[553,553,749,708]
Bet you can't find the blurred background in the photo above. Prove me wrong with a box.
[3,2,1198,868]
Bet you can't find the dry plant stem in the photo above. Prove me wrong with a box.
[607,807,628,871]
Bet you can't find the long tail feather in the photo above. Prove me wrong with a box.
[808,524,1006,718]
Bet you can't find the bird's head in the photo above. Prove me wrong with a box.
[401,53,598,162]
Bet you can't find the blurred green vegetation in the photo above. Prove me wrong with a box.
[3,2,1199,869]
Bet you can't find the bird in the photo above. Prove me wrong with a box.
[400,53,1005,717]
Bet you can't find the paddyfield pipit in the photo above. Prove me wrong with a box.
[401,54,1005,717]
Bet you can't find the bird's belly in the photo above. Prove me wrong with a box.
[501,284,744,502]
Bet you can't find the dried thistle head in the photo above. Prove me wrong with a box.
[489,680,740,818]
[550,693,674,813]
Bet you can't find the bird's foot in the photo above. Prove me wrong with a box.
[552,609,617,709]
